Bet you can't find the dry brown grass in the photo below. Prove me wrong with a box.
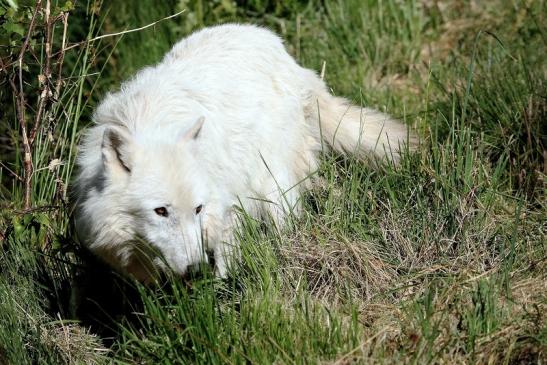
[39,320,109,365]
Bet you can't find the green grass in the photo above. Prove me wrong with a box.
[1,0,545,363]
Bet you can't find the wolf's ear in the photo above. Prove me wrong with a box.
[102,127,132,174]
[178,116,205,143]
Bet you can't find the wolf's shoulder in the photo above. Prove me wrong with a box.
[163,23,285,62]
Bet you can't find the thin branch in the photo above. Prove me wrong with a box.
[60,9,186,53]
[30,0,53,146]
[12,205,62,215]
[16,1,42,61]
[0,161,24,182]
[54,12,69,98]
[15,0,43,210]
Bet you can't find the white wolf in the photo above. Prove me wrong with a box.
[74,24,416,281]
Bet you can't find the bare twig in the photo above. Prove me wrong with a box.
[15,0,43,210]
[0,161,24,182]
[60,9,186,54]
[12,205,62,215]
[30,0,53,146]
[54,12,69,98]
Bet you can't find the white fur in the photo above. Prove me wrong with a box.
[74,24,416,281]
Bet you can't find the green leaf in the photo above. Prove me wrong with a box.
[5,0,18,11]
[12,216,24,236]
[2,22,25,36]
[35,213,50,227]
[60,0,74,11]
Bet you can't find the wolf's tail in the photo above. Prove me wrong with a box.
[306,77,417,162]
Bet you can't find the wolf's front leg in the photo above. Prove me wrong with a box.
[213,238,238,278]
[205,207,240,278]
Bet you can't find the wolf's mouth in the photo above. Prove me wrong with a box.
[179,256,216,285]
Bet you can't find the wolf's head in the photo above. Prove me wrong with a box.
[81,115,220,281]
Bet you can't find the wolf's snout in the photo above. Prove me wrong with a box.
[178,260,211,282]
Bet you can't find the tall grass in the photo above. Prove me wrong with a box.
[0,0,545,363]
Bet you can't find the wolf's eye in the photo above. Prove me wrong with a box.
[195,205,203,215]
[154,207,168,217]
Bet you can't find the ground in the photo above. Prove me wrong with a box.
[0,0,545,363]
